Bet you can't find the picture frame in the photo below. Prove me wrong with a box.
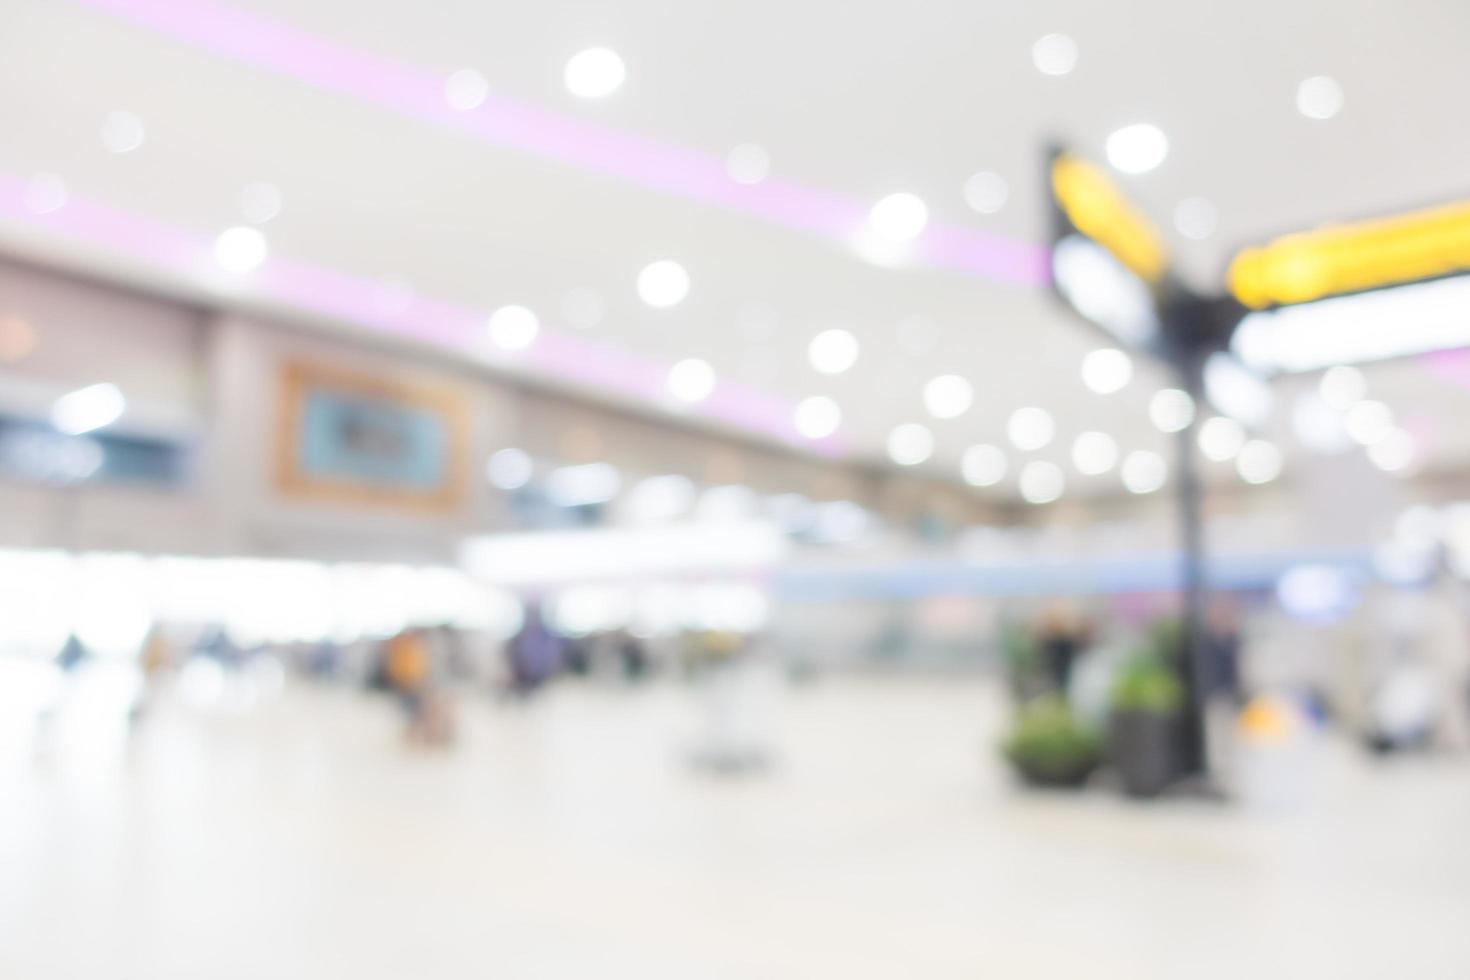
[275,360,468,513]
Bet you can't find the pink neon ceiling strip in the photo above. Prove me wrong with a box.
[0,171,839,454]
[71,0,1046,286]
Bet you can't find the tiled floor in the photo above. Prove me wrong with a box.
[2,670,1468,978]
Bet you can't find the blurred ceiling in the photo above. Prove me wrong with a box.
[1,0,1469,499]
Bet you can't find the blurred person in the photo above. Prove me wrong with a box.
[612,628,650,681]
[1195,598,1253,788]
[384,628,434,743]
[130,625,175,722]
[55,632,88,672]
[305,639,342,679]
[560,634,592,676]
[503,600,562,696]
[195,625,244,669]
[366,637,394,691]
[140,626,174,678]
[1036,606,1089,695]
[1203,599,1244,705]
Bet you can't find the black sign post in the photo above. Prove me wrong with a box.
[1047,147,1241,780]
[1156,295,1241,777]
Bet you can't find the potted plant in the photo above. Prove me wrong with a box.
[1108,655,1185,798]
[1002,696,1104,789]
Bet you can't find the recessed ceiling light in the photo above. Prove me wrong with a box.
[486,304,539,350]
[1173,197,1216,240]
[1106,123,1168,175]
[1008,406,1055,451]
[869,192,929,241]
[1318,365,1365,410]
[1080,348,1132,394]
[564,47,626,98]
[1296,75,1343,120]
[1019,460,1065,504]
[667,357,716,403]
[637,260,690,308]
[726,143,771,185]
[963,172,1009,214]
[794,396,841,439]
[23,172,67,214]
[962,444,1008,487]
[1367,429,1416,473]
[1071,431,1118,475]
[562,288,603,329]
[1236,440,1283,484]
[1031,33,1078,76]
[1198,416,1246,461]
[923,374,973,419]
[100,111,145,154]
[444,68,489,110]
[808,329,860,375]
[887,423,935,466]
[1121,450,1167,494]
[486,448,533,490]
[239,181,283,224]
[213,226,268,273]
[1149,388,1196,433]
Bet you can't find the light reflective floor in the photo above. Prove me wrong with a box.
[2,671,1468,978]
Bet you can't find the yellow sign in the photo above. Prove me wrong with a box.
[1228,199,1470,309]
[1050,153,1167,284]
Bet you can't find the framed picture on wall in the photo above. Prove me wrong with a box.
[275,360,468,512]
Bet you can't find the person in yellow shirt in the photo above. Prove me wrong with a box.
[384,629,456,747]
[385,629,430,729]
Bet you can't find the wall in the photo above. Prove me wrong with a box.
[0,256,1011,561]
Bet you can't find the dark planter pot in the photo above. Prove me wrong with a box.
[1109,710,1177,798]
[1009,755,1100,789]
